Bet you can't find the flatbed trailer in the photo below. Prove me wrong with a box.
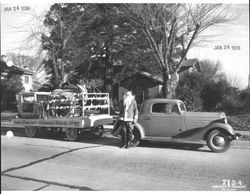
[11,91,113,141]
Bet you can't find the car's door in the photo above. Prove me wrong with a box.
[140,102,183,137]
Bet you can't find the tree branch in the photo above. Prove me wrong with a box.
[176,24,200,72]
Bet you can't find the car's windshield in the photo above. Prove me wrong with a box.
[179,102,186,112]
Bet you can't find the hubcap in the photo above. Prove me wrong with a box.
[214,136,225,147]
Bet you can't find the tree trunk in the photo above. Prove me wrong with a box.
[162,71,179,99]
[162,71,172,98]
[103,56,115,114]
[170,72,179,99]
[144,88,150,99]
[52,52,60,89]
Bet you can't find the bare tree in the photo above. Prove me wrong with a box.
[122,4,234,98]
[41,4,88,88]
[226,74,242,88]
[5,8,49,85]
[13,4,86,88]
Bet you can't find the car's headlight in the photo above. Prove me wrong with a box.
[219,113,227,124]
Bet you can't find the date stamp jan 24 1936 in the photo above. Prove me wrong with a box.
[214,44,241,51]
[3,5,30,12]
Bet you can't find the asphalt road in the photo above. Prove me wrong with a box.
[1,129,250,191]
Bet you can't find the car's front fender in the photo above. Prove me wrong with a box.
[173,123,235,142]
[202,123,236,140]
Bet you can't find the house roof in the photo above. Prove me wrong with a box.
[137,71,163,85]
[142,58,200,84]
[120,58,200,89]
[178,58,200,73]
[1,60,34,75]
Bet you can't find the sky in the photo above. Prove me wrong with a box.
[1,0,249,89]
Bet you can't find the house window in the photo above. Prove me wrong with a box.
[24,75,29,84]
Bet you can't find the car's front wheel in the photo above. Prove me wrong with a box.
[206,129,231,153]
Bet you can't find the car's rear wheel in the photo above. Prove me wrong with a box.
[90,126,104,138]
[206,129,231,153]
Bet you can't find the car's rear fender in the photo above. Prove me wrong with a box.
[134,122,145,139]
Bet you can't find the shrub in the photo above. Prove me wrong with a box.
[1,74,24,111]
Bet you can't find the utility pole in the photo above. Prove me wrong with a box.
[249,75,250,90]
[248,63,250,91]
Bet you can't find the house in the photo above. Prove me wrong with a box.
[1,59,34,92]
[114,58,200,106]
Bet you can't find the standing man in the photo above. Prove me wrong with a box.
[119,91,138,149]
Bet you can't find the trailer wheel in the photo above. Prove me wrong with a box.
[25,126,37,138]
[65,128,78,141]
[90,126,104,138]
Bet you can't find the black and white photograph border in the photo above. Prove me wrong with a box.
[1,0,249,193]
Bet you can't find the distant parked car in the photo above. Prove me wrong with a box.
[16,92,51,119]
[129,98,241,152]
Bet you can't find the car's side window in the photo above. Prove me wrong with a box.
[152,103,179,114]
[152,103,165,113]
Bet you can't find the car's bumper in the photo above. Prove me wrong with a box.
[231,132,242,140]
[225,124,241,140]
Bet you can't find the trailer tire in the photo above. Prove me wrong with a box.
[65,128,78,141]
[25,126,37,138]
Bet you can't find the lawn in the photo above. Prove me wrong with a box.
[228,114,250,131]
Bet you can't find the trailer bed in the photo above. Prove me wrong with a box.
[12,115,113,129]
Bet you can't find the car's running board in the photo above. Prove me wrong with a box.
[143,136,205,144]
